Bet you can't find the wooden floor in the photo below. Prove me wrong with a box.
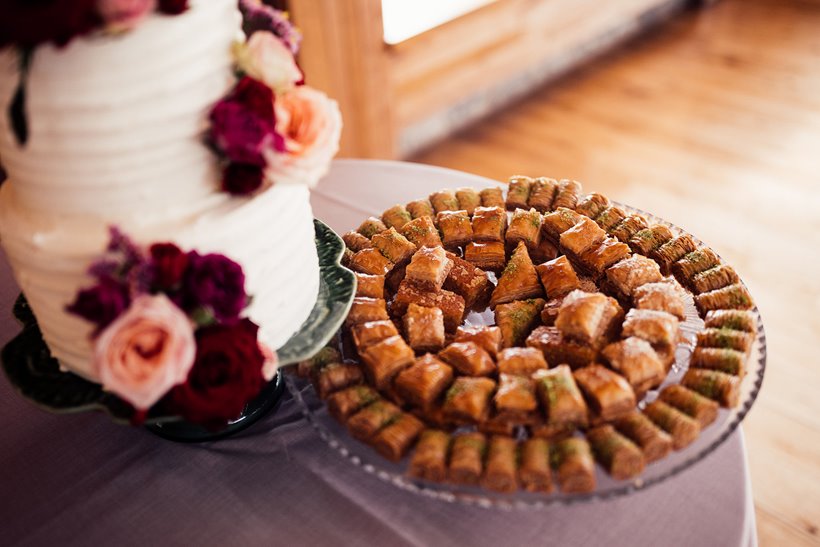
[413,0,820,544]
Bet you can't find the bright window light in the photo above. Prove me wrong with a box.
[382,0,497,45]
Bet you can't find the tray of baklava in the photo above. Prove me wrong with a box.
[287,176,766,507]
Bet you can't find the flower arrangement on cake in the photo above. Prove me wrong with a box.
[66,227,276,427]
[0,0,346,433]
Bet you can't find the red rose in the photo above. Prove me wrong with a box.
[233,76,275,122]
[0,0,102,48]
[157,0,188,15]
[181,251,247,323]
[166,319,266,427]
[222,163,264,195]
[149,242,189,290]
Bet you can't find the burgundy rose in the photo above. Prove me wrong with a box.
[66,276,130,332]
[222,163,264,195]
[0,0,102,48]
[149,242,189,290]
[157,0,188,14]
[166,319,266,427]
[209,77,286,166]
[181,252,247,323]
[233,76,275,120]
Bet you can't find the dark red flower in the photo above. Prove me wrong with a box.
[233,76,275,120]
[66,276,130,332]
[166,319,266,427]
[0,0,102,49]
[209,77,286,166]
[181,252,247,323]
[222,163,264,195]
[149,242,189,290]
[157,0,189,15]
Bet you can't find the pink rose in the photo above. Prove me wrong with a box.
[97,0,157,32]
[94,294,196,410]
[235,31,303,95]
[264,86,342,186]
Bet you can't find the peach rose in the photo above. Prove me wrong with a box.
[94,294,196,410]
[264,85,342,187]
[234,31,302,95]
[98,0,157,32]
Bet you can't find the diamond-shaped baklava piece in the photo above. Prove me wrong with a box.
[403,303,446,353]
[605,254,663,299]
[351,319,399,351]
[326,385,380,423]
[349,247,394,276]
[437,210,473,249]
[533,365,588,427]
[559,216,606,256]
[347,400,403,443]
[392,281,466,332]
[371,227,416,265]
[464,241,506,272]
[601,337,666,395]
[541,207,583,245]
[573,364,636,422]
[358,335,415,389]
[632,279,686,320]
[493,373,538,420]
[345,297,389,327]
[400,216,442,249]
[438,341,496,376]
[495,298,545,348]
[577,237,631,277]
[429,189,459,213]
[525,326,596,370]
[443,377,497,422]
[554,290,623,347]
[471,206,507,243]
[453,325,502,358]
[394,353,454,409]
[381,204,413,230]
[354,272,385,299]
[357,216,388,238]
[455,187,481,215]
[444,251,492,309]
[405,246,453,292]
[506,208,543,251]
[535,255,580,299]
[343,231,373,252]
[496,347,549,375]
[490,242,543,307]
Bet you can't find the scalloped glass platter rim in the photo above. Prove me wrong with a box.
[285,202,767,509]
[1,218,356,430]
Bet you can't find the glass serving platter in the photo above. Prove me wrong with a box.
[285,204,766,508]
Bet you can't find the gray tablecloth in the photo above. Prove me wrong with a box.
[0,160,756,546]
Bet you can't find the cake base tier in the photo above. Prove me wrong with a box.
[1,220,356,439]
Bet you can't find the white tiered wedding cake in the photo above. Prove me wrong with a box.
[0,0,341,423]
